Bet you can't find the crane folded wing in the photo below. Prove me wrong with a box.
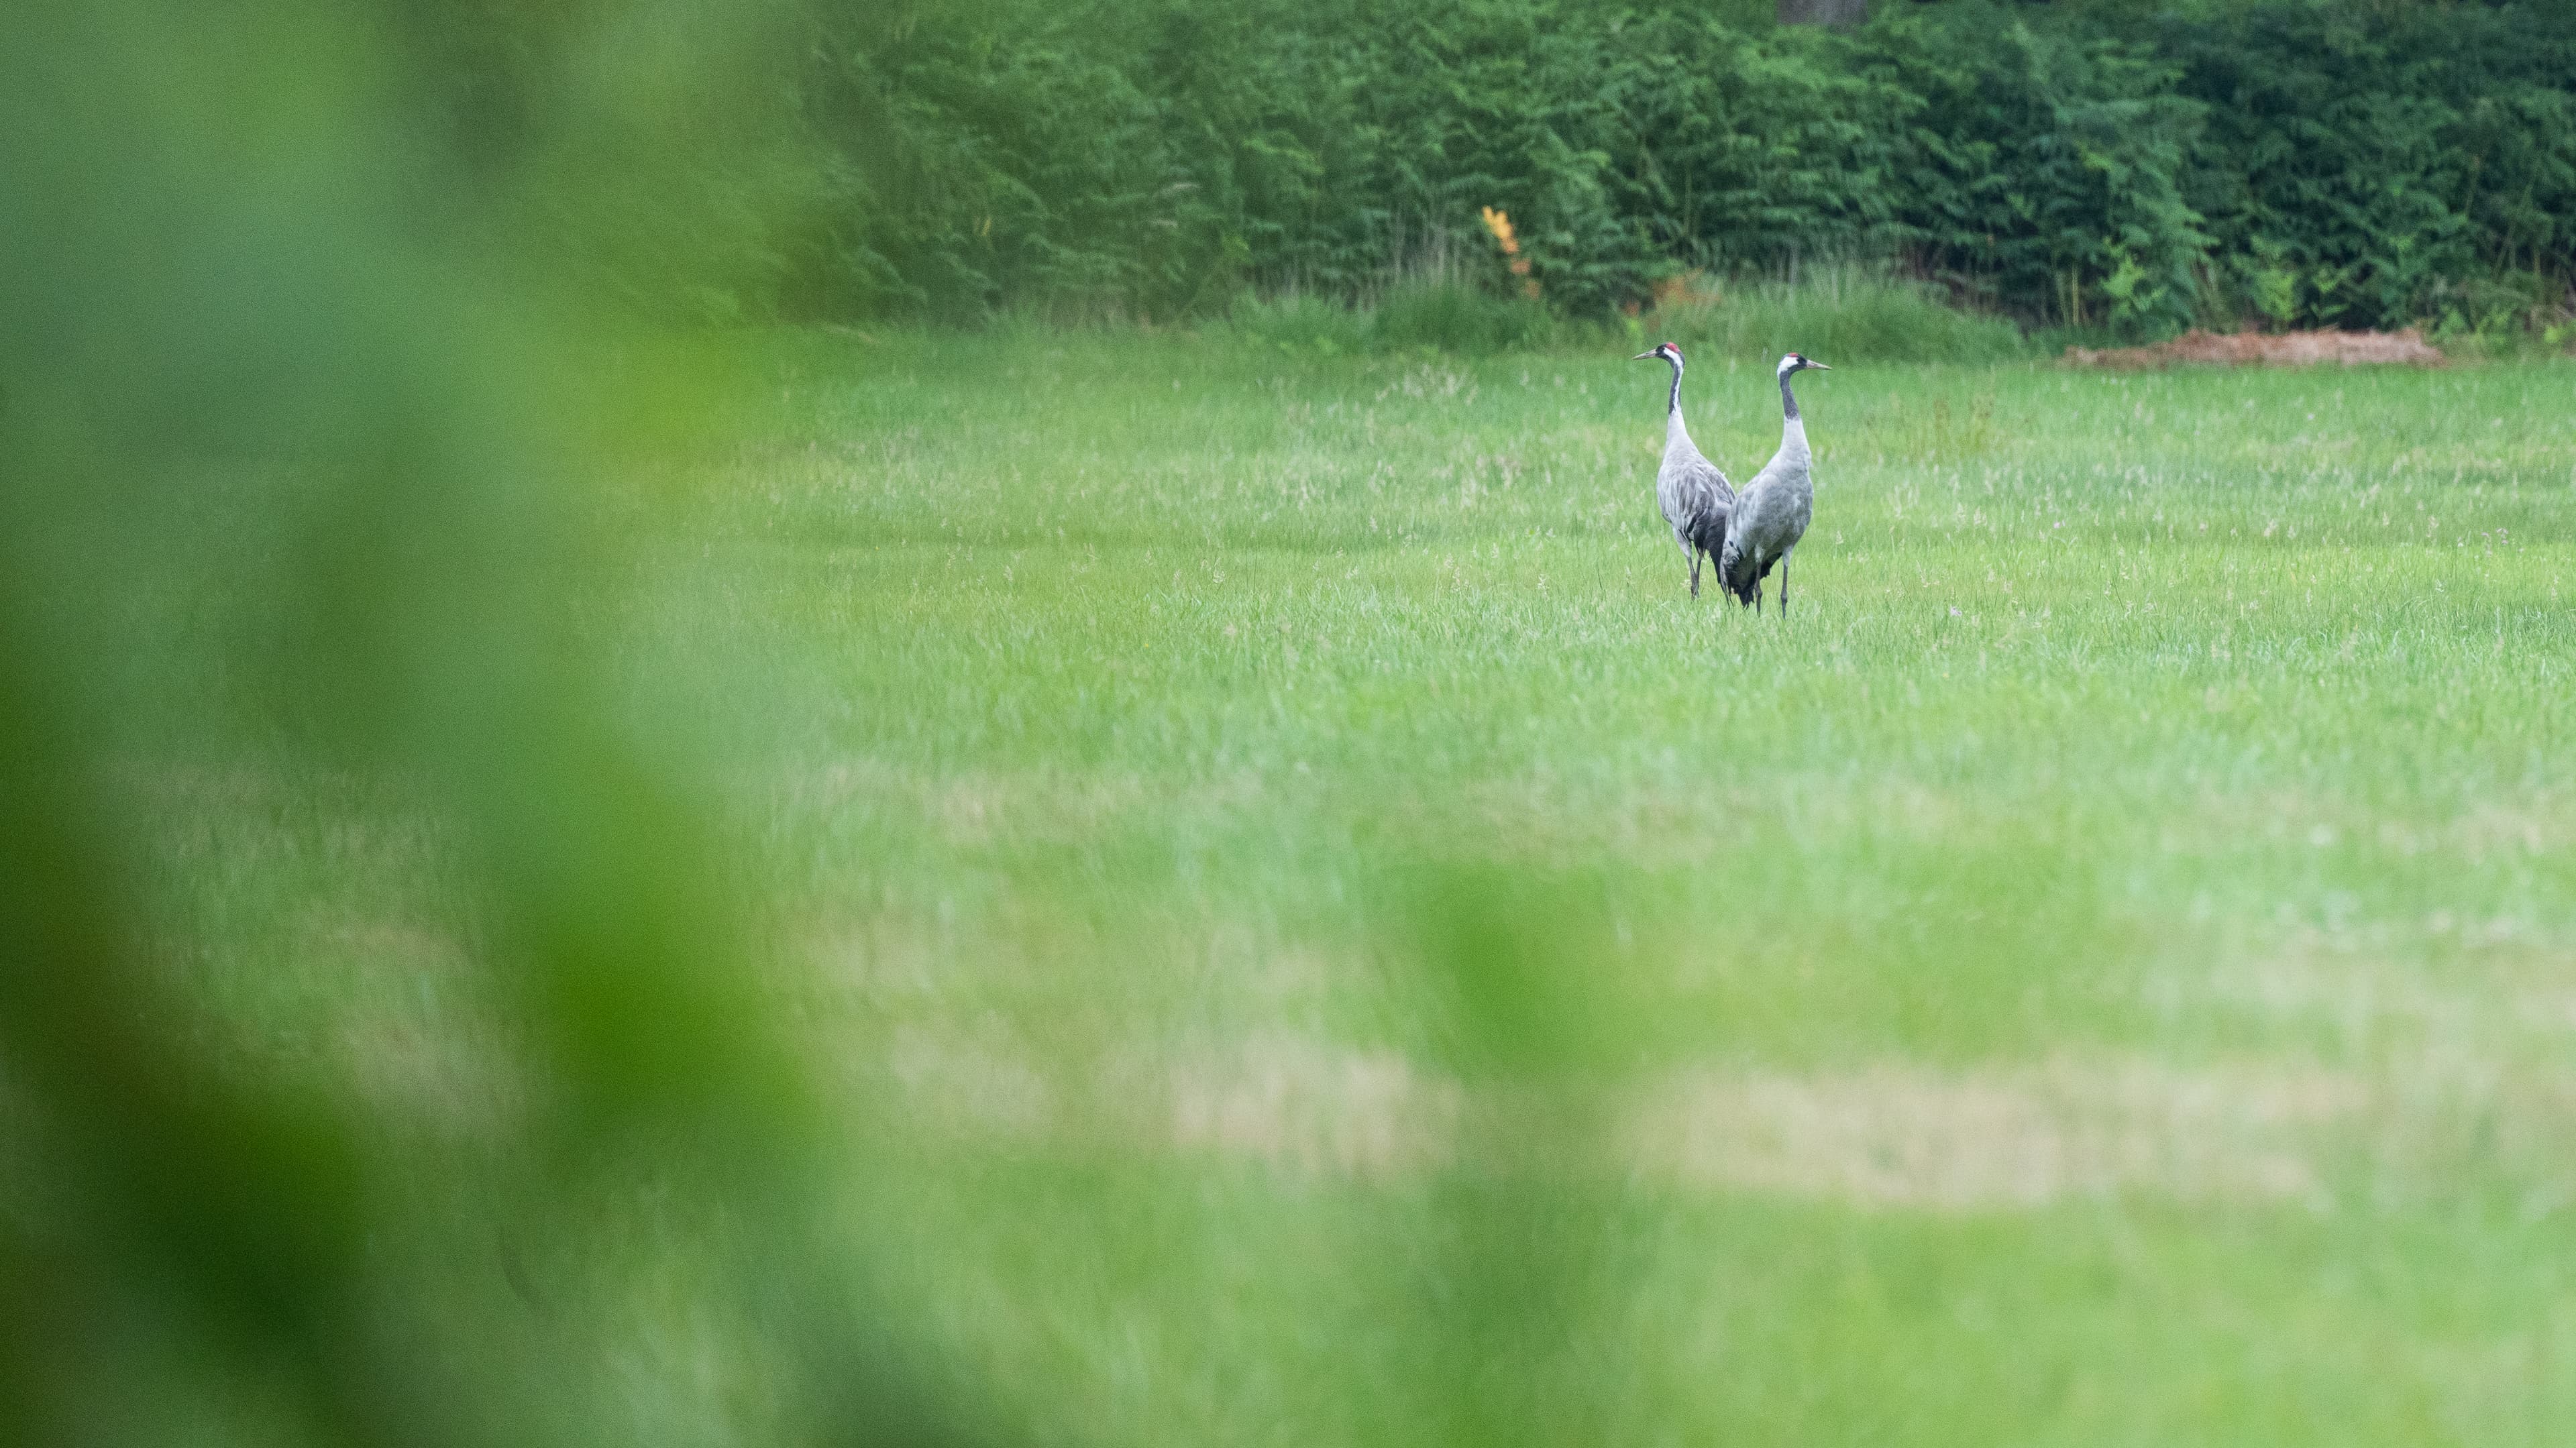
[1680,457,1733,557]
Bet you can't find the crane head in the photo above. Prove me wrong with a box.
[1632,342,1683,365]
[1778,352,1831,375]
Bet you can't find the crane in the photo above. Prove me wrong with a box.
[1719,352,1829,614]
[1631,342,1733,598]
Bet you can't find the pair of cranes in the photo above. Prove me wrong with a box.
[1636,343,1826,612]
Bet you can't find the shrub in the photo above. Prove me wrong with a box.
[1370,278,1561,354]
[1229,278,1559,357]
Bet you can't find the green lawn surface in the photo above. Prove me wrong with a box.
[138,333,2576,1445]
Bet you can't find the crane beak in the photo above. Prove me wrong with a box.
[1807,360,1831,370]
[1631,351,1659,361]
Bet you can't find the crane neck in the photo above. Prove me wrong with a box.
[1664,394,1696,453]
[1666,360,1685,420]
[1778,372,1811,463]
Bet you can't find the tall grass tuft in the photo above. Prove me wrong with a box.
[1232,264,2028,362]
[1231,278,1557,357]
[1369,278,1558,354]
[1644,266,2031,365]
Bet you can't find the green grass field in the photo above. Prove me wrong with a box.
[142,332,2576,1445]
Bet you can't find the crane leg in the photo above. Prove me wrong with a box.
[1689,551,1701,598]
[1781,557,1790,616]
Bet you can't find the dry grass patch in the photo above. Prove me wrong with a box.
[871,1032,2395,1210]
[1165,1036,1466,1178]
[1628,1060,2364,1209]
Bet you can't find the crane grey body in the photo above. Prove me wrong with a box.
[1632,342,1733,597]
[1720,352,1829,614]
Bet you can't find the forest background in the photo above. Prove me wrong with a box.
[470,0,2576,344]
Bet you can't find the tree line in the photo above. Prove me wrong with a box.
[463,0,2576,339]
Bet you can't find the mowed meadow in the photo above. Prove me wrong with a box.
[143,332,2576,1444]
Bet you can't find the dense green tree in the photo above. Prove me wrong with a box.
[1780,0,1868,25]
[748,0,2576,338]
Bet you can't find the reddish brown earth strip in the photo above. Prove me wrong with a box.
[2064,329,2445,370]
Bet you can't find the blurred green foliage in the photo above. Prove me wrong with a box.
[0,8,1632,1445]
[0,3,977,1445]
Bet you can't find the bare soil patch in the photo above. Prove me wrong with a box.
[2064,329,2444,370]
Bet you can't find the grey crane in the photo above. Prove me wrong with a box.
[1719,351,1829,614]
[1631,342,1734,598]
